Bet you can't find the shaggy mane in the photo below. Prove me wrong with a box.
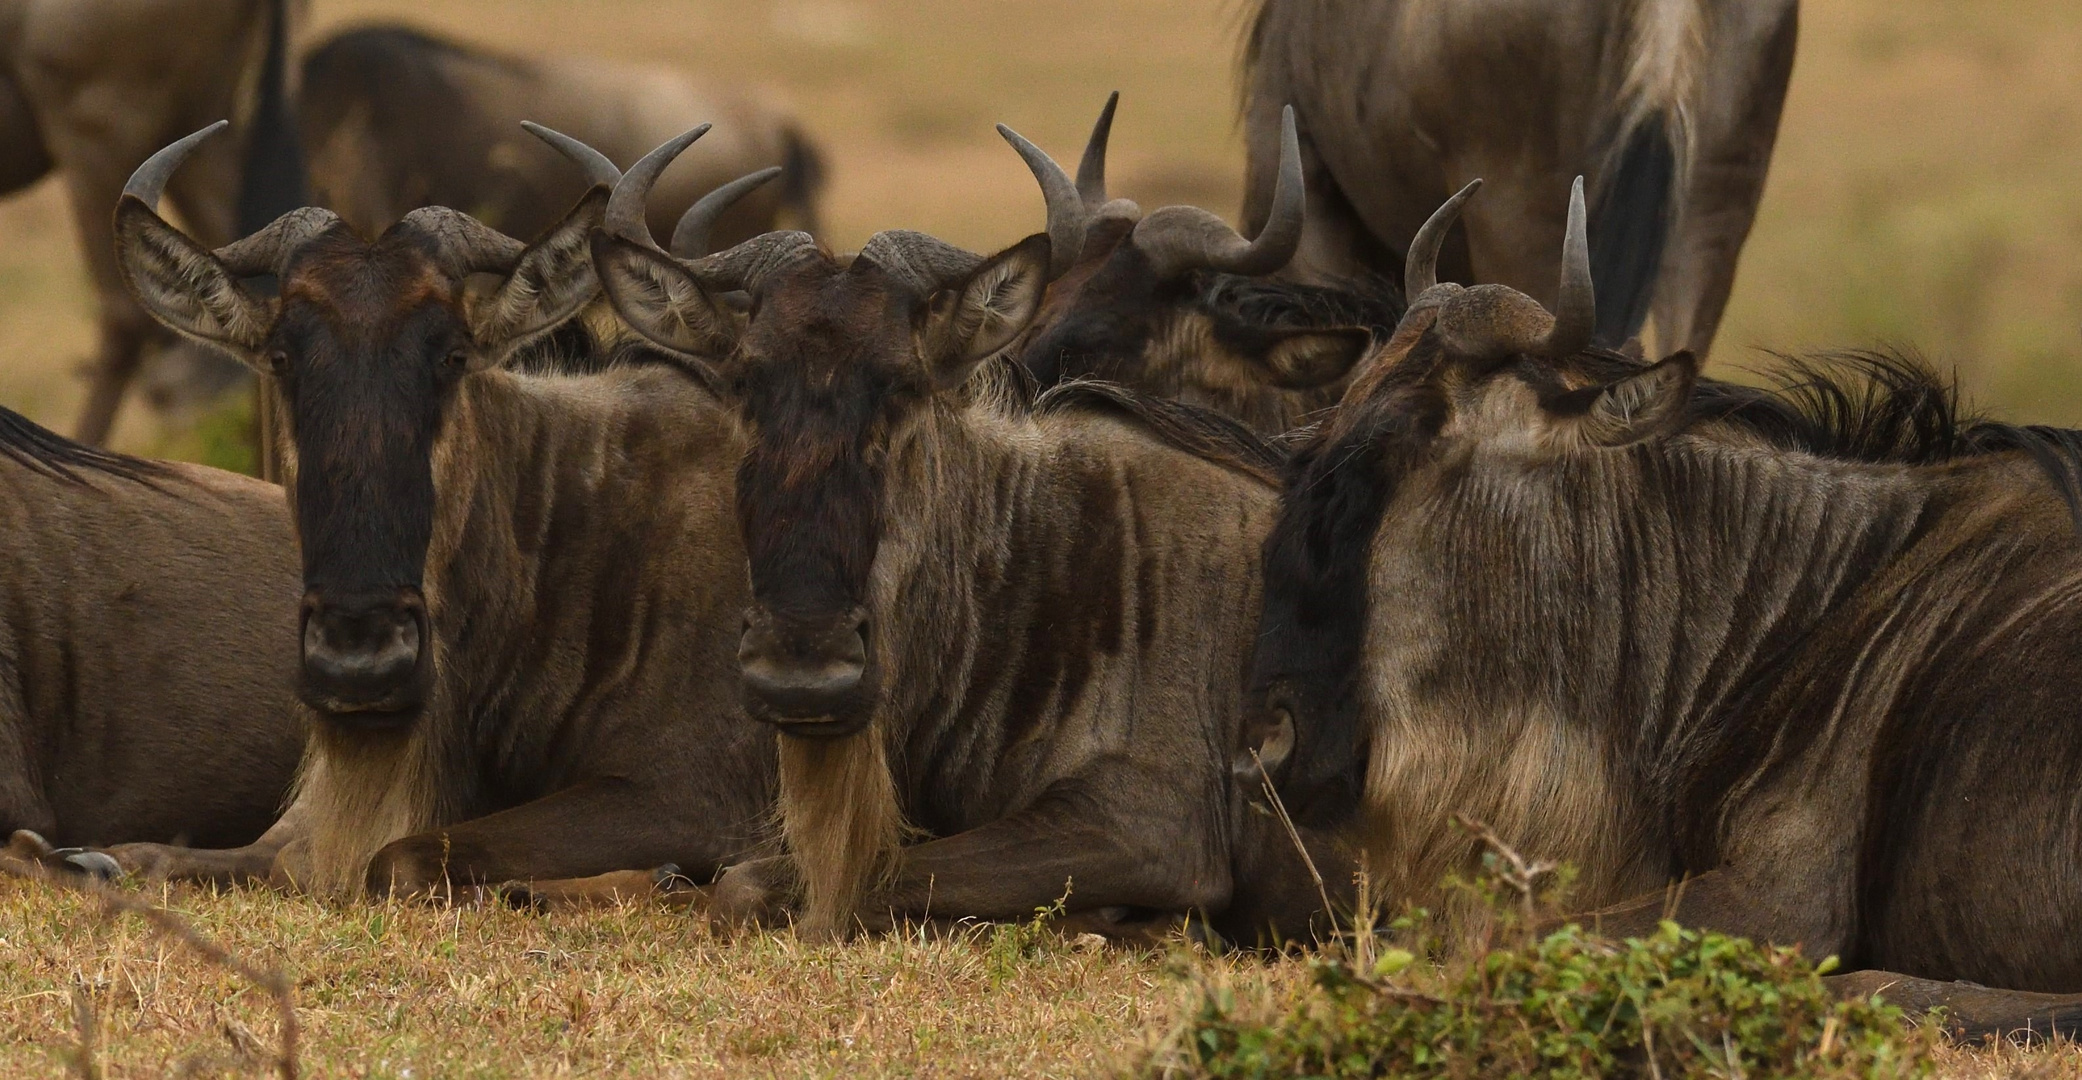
[1584,347,2082,526]
[0,403,166,486]
[1036,379,1288,486]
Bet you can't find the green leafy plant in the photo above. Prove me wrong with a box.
[986,884,1073,988]
[1148,826,1937,1079]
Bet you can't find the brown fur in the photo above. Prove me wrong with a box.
[1255,308,2082,1002]
[0,420,304,851]
[595,232,1301,936]
[1240,0,1798,355]
[112,187,778,899]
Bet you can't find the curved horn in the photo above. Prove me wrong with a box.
[603,123,711,248]
[670,166,781,258]
[1129,104,1304,279]
[398,206,528,277]
[855,229,983,297]
[1075,90,1118,209]
[998,122,1086,279]
[680,230,819,294]
[126,123,338,278]
[214,206,342,278]
[521,122,621,188]
[1404,178,1482,297]
[123,121,229,206]
[1543,176,1595,357]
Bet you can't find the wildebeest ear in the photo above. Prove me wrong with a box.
[590,231,736,364]
[1252,328,1374,390]
[114,198,272,367]
[468,189,608,370]
[1568,351,1700,447]
[921,233,1050,389]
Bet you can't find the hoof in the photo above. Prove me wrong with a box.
[59,850,122,881]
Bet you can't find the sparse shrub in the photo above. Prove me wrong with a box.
[986,889,1071,988]
[1147,834,1938,1079]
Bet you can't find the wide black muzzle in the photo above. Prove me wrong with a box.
[298,588,430,724]
[737,605,873,736]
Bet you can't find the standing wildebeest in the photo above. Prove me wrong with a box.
[0,406,303,857]
[1004,94,1393,435]
[94,124,777,898]
[1241,0,1798,354]
[591,132,1319,939]
[0,0,306,444]
[300,25,823,248]
[1239,182,2082,1034]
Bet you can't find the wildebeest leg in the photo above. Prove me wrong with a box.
[0,659,56,841]
[0,67,53,196]
[1649,0,1797,356]
[59,159,166,445]
[361,777,757,900]
[90,799,311,887]
[1577,867,1849,957]
[720,782,1229,932]
[492,866,709,913]
[1824,970,2082,1043]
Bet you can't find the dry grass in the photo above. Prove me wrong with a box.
[0,875,1211,1078]
[1,872,2077,1078]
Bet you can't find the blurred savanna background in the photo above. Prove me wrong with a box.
[0,0,2079,461]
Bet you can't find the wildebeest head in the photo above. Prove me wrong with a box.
[1242,178,1700,825]
[591,132,1050,737]
[1003,98,1375,429]
[114,121,614,727]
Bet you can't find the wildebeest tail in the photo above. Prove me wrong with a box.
[0,402,164,484]
[236,0,309,235]
[777,124,826,236]
[1588,111,1676,349]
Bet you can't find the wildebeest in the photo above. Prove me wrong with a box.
[300,25,823,247]
[0,0,306,444]
[1004,94,1393,435]
[1240,0,1798,355]
[0,405,303,858]
[95,124,777,898]
[592,132,1320,939]
[1240,182,2082,1033]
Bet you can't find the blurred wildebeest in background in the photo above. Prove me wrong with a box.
[1238,183,2082,1037]
[300,24,823,247]
[594,132,1323,940]
[1006,95,1395,435]
[0,0,307,446]
[0,405,303,862]
[0,4,824,449]
[1242,0,1798,355]
[93,126,777,899]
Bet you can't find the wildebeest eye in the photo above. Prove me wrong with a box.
[444,348,469,370]
[266,350,290,376]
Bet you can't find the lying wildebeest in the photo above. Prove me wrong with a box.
[592,131,1317,939]
[1240,181,2082,1036]
[0,0,306,444]
[1003,94,1394,435]
[94,123,776,898]
[1240,0,1798,354]
[0,405,303,856]
[300,24,823,247]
